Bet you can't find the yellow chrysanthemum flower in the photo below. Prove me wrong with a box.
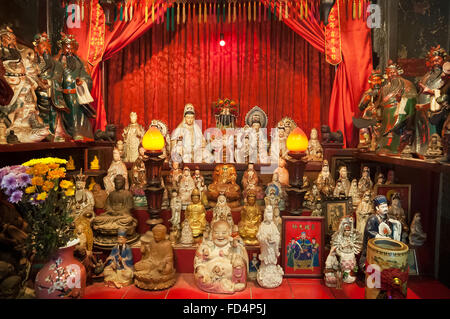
[31,176,44,186]
[42,181,55,192]
[34,163,49,176]
[64,187,75,197]
[22,157,68,167]
[25,186,36,194]
[48,163,60,169]
[59,180,73,189]
[36,192,48,201]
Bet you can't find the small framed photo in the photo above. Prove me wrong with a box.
[407,248,419,276]
[322,198,353,235]
[281,216,325,278]
[374,184,411,219]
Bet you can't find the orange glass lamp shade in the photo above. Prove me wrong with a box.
[142,127,165,153]
[286,127,309,153]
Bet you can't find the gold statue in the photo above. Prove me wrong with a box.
[185,188,207,239]
[238,192,262,245]
[88,177,97,191]
[67,156,75,171]
[207,164,242,208]
[90,155,100,170]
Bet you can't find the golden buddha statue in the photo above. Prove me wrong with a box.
[185,188,207,239]
[238,192,262,245]
[67,156,75,171]
[207,164,241,208]
[90,155,100,170]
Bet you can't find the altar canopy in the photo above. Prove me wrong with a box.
[67,0,372,147]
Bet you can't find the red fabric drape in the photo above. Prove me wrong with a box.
[106,6,335,135]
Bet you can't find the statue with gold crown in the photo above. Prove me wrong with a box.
[70,169,95,224]
[0,25,50,143]
[171,103,213,163]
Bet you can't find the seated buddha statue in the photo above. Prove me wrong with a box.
[194,220,248,294]
[207,164,241,208]
[238,192,262,245]
[92,175,139,248]
[185,188,207,239]
[134,224,176,290]
[242,163,265,201]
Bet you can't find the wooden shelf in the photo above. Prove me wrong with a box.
[0,141,115,153]
[67,169,107,176]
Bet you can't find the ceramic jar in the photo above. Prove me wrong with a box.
[35,239,86,299]
[365,238,409,299]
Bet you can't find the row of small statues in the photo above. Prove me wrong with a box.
[355,45,449,159]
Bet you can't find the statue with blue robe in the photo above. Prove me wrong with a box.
[294,232,313,270]
[286,238,296,268]
[103,229,134,289]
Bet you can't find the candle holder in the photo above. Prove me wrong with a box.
[286,151,307,216]
[143,150,165,228]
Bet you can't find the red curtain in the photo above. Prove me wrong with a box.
[105,4,335,135]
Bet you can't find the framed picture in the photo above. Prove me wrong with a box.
[374,184,411,219]
[322,198,353,235]
[281,216,325,278]
[407,248,419,276]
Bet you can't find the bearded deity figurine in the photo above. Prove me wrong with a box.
[264,187,282,235]
[355,191,374,237]
[409,213,427,247]
[376,61,417,155]
[134,224,176,290]
[238,192,262,246]
[212,194,234,229]
[359,195,403,270]
[103,229,134,289]
[178,166,196,210]
[0,26,49,143]
[348,179,361,209]
[330,217,363,284]
[180,218,195,246]
[388,193,409,243]
[92,175,138,248]
[245,106,270,164]
[315,160,335,197]
[303,183,321,210]
[194,220,248,294]
[242,163,265,201]
[69,169,95,223]
[185,188,207,240]
[58,33,96,141]
[256,205,284,288]
[130,146,148,207]
[171,103,213,163]
[305,128,323,161]
[122,112,145,163]
[266,172,287,211]
[207,164,241,208]
[358,166,373,198]
[416,46,449,154]
[32,33,70,142]
[424,133,444,159]
[103,148,129,194]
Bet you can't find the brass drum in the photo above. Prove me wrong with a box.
[365,238,409,299]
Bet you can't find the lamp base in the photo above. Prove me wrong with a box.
[286,187,307,216]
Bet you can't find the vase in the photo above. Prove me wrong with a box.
[35,239,86,299]
[365,238,409,299]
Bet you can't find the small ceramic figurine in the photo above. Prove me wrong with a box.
[212,194,234,229]
[373,172,385,189]
[324,247,342,288]
[169,190,182,243]
[103,229,134,289]
[103,148,129,194]
[311,203,323,217]
[207,164,242,208]
[302,176,310,190]
[167,161,183,193]
[6,130,19,144]
[333,180,347,198]
[130,146,148,207]
[409,212,427,246]
[66,155,75,171]
[122,112,145,163]
[248,253,260,281]
[238,192,262,246]
[185,188,207,239]
[356,191,373,235]
[90,155,100,170]
[256,205,284,288]
[0,120,7,144]
[336,166,351,196]
[193,166,208,207]
[266,172,287,211]
[92,175,138,248]
[315,160,335,197]
[303,183,322,210]
[424,133,444,159]
[329,217,362,284]
[358,166,373,198]
[357,127,371,152]
[88,177,97,191]
[91,184,108,210]
[180,218,195,246]
[388,193,409,243]
[385,170,395,185]
[134,224,176,290]
[178,166,196,210]
[348,179,361,209]
[70,170,95,223]
[242,163,265,201]
[245,106,270,164]
[305,128,323,161]
[116,140,126,161]
[359,195,403,270]
[194,220,249,294]
[264,186,282,235]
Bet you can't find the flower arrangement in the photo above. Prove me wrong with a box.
[0,157,76,260]
[213,98,239,117]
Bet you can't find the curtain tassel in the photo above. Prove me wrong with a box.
[353,0,356,20]
[359,0,362,19]
[234,2,237,22]
[305,0,308,19]
[285,1,288,19]
[177,2,180,24]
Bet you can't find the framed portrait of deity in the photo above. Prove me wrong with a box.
[281,216,325,277]
[322,198,353,235]
[374,184,411,219]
